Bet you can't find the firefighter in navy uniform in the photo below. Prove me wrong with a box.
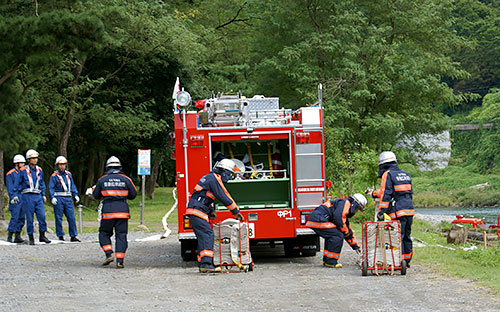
[6,154,26,243]
[367,151,414,266]
[17,149,51,245]
[92,156,137,269]
[306,194,367,268]
[187,158,244,273]
[49,156,81,242]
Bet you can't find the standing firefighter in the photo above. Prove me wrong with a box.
[92,156,137,269]
[306,194,367,268]
[6,154,26,243]
[49,156,81,242]
[187,158,244,273]
[17,149,51,245]
[367,151,414,266]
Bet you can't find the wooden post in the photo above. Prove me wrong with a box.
[483,231,487,249]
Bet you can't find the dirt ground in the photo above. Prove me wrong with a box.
[1,229,499,312]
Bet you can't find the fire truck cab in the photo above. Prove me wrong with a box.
[174,87,327,260]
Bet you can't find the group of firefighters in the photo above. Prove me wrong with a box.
[5,149,413,273]
[5,150,136,269]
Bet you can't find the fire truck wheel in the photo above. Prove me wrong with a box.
[181,240,197,261]
[301,250,317,257]
[283,240,300,257]
[401,260,407,276]
[361,260,368,276]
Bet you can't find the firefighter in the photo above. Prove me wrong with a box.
[17,149,51,245]
[92,156,137,269]
[367,151,414,266]
[48,156,81,242]
[6,154,26,243]
[187,158,245,273]
[306,194,367,268]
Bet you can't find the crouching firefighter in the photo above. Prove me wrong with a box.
[306,194,367,268]
[49,156,81,242]
[367,151,414,266]
[17,149,51,245]
[92,156,137,269]
[187,158,245,273]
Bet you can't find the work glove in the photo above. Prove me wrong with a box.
[10,196,19,204]
[377,212,384,221]
[42,196,47,203]
[51,198,58,206]
[209,210,217,220]
[364,187,373,197]
[74,196,80,204]
[85,187,94,196]
[235,212,245,221]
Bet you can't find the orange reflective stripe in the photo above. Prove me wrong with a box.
[101,212,130,219]
[118,174,137,191]
[101,244,113,251]
[373,189,381,198]
[394,184,412,192]
[396,209,415,217]
[194,184,203,192]
[306,221,336,229]
[323,250,340,259]
[378,171,390,212]
[226,202,237,211]
[388,212,396,219]
[341,201,350,232]
[323,200,333,208]
[7,169,16,175]
[206,191,215,200]
[102,190,129,197]
[214,173,237,207]
[115,252,125,259]
[199,249,214,258]
[186,209,209,222]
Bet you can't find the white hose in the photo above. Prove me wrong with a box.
[161,188,178,238]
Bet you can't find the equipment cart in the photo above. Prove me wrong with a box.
[213,219,254,273]
[361,220,407,276]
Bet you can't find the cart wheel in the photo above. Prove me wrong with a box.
[401,260,407,276]
[361,260,368,276]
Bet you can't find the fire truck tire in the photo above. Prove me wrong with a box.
[361,260,368,276]
[401,260,407,275]
[301,250,317,257]
[283,240,300,257]
[181,240,197,261]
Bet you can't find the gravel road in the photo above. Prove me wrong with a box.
[1,229,499,312]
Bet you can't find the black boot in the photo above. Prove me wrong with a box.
[29,234,35,245]
[39,232,51,244]
[58,236,65,241]
[70,237,81,242]
[14,232,25,244]
[7,232,13,243]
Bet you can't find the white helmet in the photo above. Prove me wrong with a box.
[106,156,121,167]
[55,156,68,165]
[26,149,39,159]
[13,154,26,164]
[215,158,236,173]
[378,151,397,165]
[352,193,367,211]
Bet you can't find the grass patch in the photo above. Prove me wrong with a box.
[412,219,500,293]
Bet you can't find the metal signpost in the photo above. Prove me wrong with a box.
[137,149,151,225]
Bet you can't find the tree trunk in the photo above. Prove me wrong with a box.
[83,152,96,206]
[98,151,106,177]
[58,58,84,157]
[0,150,4,220]
[146,152,162,200]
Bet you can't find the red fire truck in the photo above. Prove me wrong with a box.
[173,85,327,260]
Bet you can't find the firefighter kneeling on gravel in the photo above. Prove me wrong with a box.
[187,158,244,273]
[306,194,367,268]
[91,156,137,269]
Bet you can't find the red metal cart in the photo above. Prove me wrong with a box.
[213,219,254,273]
[361,220,407,276]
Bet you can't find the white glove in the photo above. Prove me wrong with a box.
[75,196,80,203]
[51,198,58,205]
[85,187,93,196]
[43,196,47,203]
[10,196,19,204]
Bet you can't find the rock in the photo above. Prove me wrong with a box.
[447,224,468,244]
[469,182,489,189]
[137,224,150,232]
[0,220,9,231]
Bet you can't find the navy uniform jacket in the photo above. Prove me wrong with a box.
[6,168,20,200]
[49,170,79,198]
[93,169,137,219]
[374,163,414,219]
[186,172,240,222]
[17,165,45,195]
[306,198,359,249]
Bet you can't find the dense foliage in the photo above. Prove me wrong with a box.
[1,0,499,202]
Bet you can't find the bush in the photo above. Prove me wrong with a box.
[460,246,500,267]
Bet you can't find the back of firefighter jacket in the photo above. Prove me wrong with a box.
[376,163,414,219]
[93,169,137,219]
[187,172,239,221]
[318,198,358,248]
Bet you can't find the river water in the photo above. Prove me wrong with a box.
[415,207,500,224]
